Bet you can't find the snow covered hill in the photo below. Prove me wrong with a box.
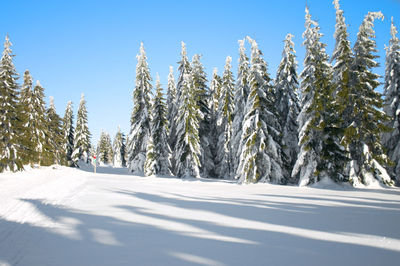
[1,165,400,266]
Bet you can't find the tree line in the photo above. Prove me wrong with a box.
[1,0,399,187]
[126,0,400,186]
[0,35,91,170]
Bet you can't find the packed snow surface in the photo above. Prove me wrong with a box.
[1,165,400,266]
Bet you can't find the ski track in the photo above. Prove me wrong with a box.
[0,165,400,266]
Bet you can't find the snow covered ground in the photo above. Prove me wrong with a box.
[1,165,400,266]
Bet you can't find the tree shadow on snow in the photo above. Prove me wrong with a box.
[1,190,400,266]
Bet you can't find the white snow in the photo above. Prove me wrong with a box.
[1,165,400,266]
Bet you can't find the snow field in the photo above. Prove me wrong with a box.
[1,165,400,266]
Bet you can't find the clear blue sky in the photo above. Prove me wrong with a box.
[1,0,399,144]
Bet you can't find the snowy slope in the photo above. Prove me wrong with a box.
[1,165,400,266]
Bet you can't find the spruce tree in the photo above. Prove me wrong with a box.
[174,72,202,178]
[97,131,113,164]
[236,37,283,184]
[191,54,215,177]
[169,42,191,174]
[31,81,48,165]
[232,38,250,175]
[72,93,91,165]
[127,42,152,173]
[0,35,23,172]
[383,18,400,182]
[113,127,126,167]
[166,66,176,134]
[19,70,34,165]
[210,68,222,112]
[292,7,347,185]
[215,56,235,178]
[144,75,172,176]
[61,101,74,166]
[342,12,392,186]
[42,96,63,165]
[274,33,301,182]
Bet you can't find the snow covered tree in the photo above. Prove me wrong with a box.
[274,33,301,182]
[61,101,74,166]
[97,131,113,164]
[30,81,48,165]
[0,35,23,172]
[383,18,400,182]
[113,127,126,167]
[42,96,63,165]
[144,75,171,176]
[236,37,283,184]
[341,12,392,186]
[292,7,348,185]
[19,70,34,165]
[232,39,250,174]
[169,42,191,173]
[210,68,222,111]
[127,42,152,173]
[215,56,235,178]
[72,93,91,165]
[174,72,202,178]
[166,66,176,134]
[191,54,215,177]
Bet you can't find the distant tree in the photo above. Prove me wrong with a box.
[144,76,171,176]
[61,101,74,166]
[0,35,23,172]
[19,70,34,165]
[98,131,113,164]
[127,43,152,174]
[72,93,91,165]
[113,127,126,167]
[210,68,222,112]
[383,18,400,182]
[42,96,63,165]
[31,81,48,165]
[166,66,176,134]
[215,56,235,178]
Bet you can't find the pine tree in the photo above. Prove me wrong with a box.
[166,66,176,134]
[19,70,34,165]
[72,93,91,165]
[342,12,392,186]
[232,38,250,175]
[274,33,301,183]
[61,101,74,166]
[31,81,48,165]
[42,96,63,165]
[236,37,283,184]
[169,42,192,174]
[292,7,347,185]
[383,18,400,182]
[191,54,215,177]
[113,127,126,167]
[144,75,172,176]
[215,56,235,178]
[127,42,152,173]
[97,131,113,164]
[174,72,202,178]
[0,35,23,172]
[210,68,222,112]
